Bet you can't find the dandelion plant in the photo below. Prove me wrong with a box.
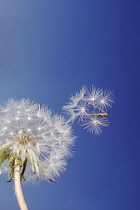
[0,86,113,210]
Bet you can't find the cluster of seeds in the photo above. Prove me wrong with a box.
[0,86,113,184]
[63,86,114,135]
[0,99,75,183]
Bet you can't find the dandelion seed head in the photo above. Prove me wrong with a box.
[0,99,75,183]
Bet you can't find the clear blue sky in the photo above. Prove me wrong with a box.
[0,1,139,210]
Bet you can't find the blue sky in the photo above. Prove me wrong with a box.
[0,0,139,210]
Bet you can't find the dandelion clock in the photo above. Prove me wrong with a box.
[0,86,113,210]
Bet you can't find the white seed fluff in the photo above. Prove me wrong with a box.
[0,99,75,182]
[63,86,114,135]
